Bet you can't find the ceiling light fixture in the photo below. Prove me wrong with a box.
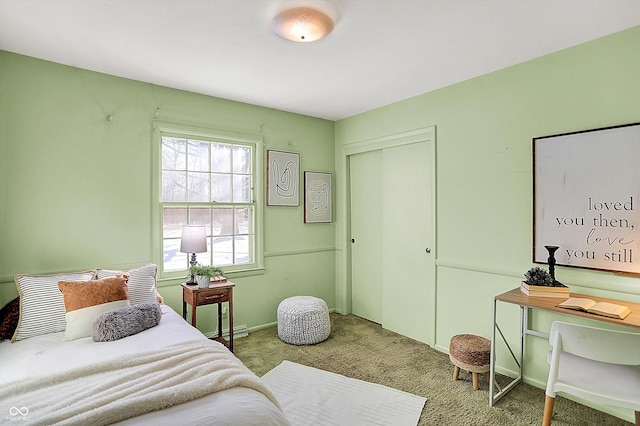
[271,6,335,42]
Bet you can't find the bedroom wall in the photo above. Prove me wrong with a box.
[335,25,640,421]
[0,51,336,333]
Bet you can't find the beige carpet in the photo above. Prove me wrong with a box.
[235,313,633,425]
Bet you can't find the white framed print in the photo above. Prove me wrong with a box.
[267,150,300,206]
[304,171,332,223]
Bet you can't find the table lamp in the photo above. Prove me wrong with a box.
[180,225,207,284]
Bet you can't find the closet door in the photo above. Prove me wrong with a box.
[381,141,433,343]
[348,135,435,344]
[349,149,383,323]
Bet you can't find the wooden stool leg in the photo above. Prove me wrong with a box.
[485,371,490,384]
[472,372,479,390]
[453,365,460,380]
[635,410,640,426]
[542,395,555,426]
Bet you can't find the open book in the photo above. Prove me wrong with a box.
[557,298,631,320]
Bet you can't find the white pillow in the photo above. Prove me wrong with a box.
[12,270,97,341]
[58,275,131,341]
[97,264,158,306]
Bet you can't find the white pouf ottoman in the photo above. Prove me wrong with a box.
[277,296,330,345]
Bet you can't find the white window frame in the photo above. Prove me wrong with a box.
[152,122,264,280]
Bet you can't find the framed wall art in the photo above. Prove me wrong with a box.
[533,122,640,273]
[267,150,300,206]
[304,171,332,223]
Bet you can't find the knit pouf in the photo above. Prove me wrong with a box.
[277,296,330,345]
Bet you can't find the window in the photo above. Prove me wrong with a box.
[153,123,263,277]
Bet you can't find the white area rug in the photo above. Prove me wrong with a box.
[262,360,427,426]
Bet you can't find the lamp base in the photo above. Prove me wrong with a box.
[186,252,198,284]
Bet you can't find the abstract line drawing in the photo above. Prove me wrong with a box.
[273,160,297,198]
[267,150,300,206]
[304,171,332,223]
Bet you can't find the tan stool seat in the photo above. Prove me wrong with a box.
[449,334,491,390]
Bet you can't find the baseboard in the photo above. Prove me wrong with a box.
[246,308,337,334]
[248,321,278,333]
[204,324,248,340]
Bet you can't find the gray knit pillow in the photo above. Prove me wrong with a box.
[92,303,162,342]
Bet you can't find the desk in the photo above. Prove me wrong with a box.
[182,281,235,352]
[489,288,640,406]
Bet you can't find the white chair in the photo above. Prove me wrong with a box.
[543,321,640,425]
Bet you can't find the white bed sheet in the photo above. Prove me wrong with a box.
[0,305,290,425]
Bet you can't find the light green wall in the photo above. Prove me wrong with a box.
[0,51,336,331]
[335,25,640,421]
[2,24,640,421]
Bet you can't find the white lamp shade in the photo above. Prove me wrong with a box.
[180,225,207,253]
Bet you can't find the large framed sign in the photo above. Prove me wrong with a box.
[533,122,640,274]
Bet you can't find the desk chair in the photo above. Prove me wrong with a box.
[543,321,640,425]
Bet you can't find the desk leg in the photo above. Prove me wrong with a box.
[520,306,527,379]
[217,303,223,340]
[228,297,234,352]
[489,299,524,406]
[490,297,497,406]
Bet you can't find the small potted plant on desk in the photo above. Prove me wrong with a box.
[190,264,216,288]
[189,264,227,288]
[521,266,569,298]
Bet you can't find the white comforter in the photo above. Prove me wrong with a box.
[0,305,290,426]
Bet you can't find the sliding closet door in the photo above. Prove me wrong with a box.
[349,149,383,323]
[348,131,435,345]
[381,141,433,343]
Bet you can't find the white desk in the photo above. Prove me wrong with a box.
[489,288,640,406]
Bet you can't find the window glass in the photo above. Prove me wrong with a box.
[159,134,256,273]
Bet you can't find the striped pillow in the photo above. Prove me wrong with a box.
[58,275,130,341]
[97,264,158,306]
[12,270,97,341]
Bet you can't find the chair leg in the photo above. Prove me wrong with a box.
[542,395,555,426]
[453,365,460,381]
[635,410,640,426]
[472,372,479,390]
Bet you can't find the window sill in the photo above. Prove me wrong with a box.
[156,266,265,287]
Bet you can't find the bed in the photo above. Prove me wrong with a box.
[0,267,290,426]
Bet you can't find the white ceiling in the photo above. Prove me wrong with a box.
[1,0,639,121]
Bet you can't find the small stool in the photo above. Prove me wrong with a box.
[449,334,491,390]
[277,296,330,345]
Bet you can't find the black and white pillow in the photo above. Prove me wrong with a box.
[12,270,97,341]
[97,264,158,306]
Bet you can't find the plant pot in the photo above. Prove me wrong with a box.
[196,275,210,288]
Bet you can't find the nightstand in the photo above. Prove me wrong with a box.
[181,281,235,352]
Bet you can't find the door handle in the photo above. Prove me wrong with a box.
[426,248,431,253]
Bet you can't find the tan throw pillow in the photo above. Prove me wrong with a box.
[58,275,130,341]
[13,270,97,342]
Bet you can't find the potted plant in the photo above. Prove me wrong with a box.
[521,266,568,297]
[524,267,554,287]
[189,264,216,288]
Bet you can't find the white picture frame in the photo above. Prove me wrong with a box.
[304,171,333,223]
[267,150,300,206]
